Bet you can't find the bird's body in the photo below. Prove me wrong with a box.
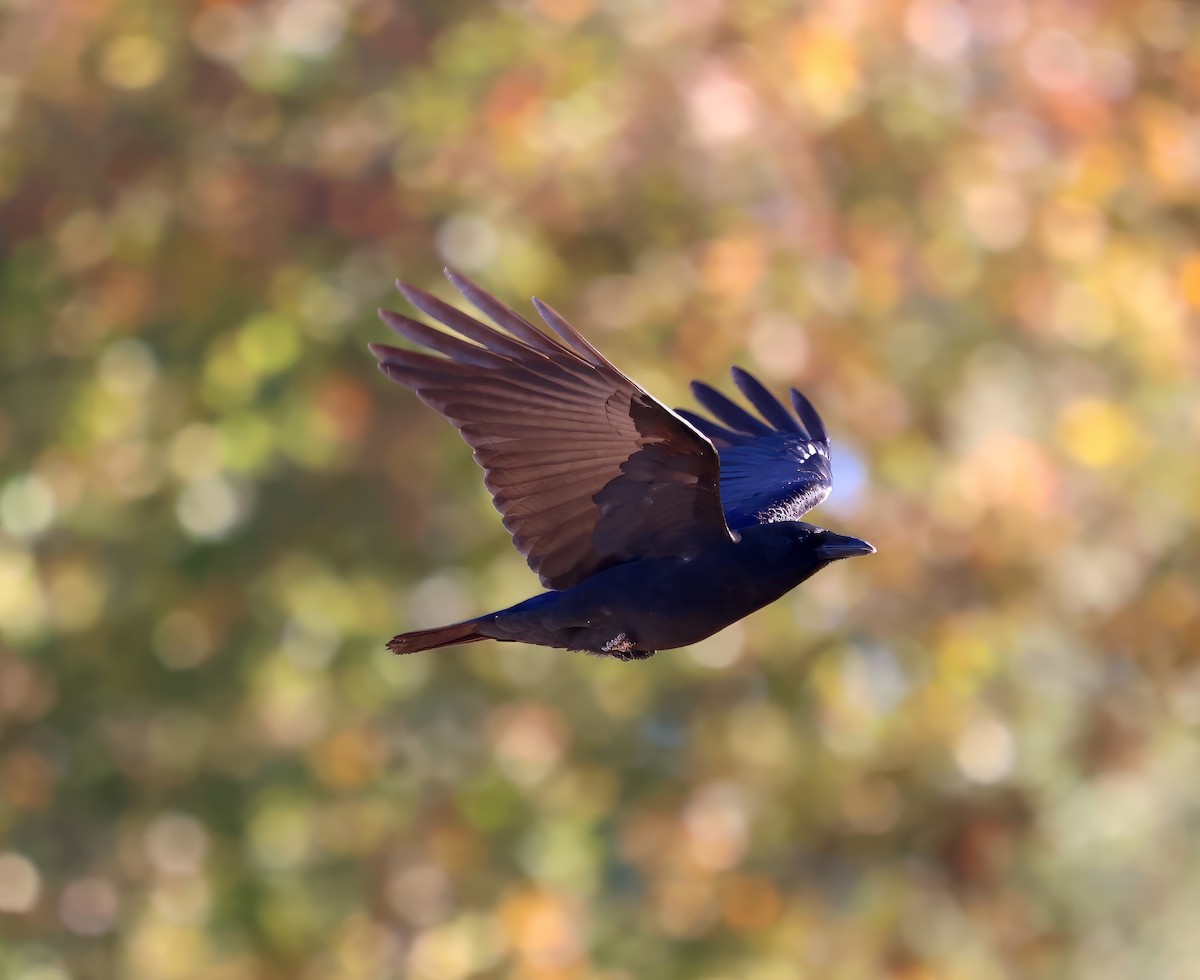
[392,521,866,659]
[370,270,873,661]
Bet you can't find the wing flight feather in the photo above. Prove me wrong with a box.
[678,368,834,528]
[372,271,732,590]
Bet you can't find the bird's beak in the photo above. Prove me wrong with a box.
[816,533,876,561]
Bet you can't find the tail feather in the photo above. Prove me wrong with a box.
[387,619,488,654]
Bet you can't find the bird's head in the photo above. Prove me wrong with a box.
[786,521,876,570]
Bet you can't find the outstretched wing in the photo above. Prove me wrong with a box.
[371,270,732,590]
[676,367,832,528]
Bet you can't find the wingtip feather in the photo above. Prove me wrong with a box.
[729,366,800,434]
[378,307,406,331]
[531,296,614,369]
[394,280,428,306]
[789,388,828,444]
[690,379,773,436]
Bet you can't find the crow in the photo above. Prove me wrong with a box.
[369,270,873,661]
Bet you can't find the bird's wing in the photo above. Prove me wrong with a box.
[676,368,832,528]
[371,270,732,590]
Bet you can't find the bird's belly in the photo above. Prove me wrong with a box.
[557,557,785,652]
[629,580,766,647]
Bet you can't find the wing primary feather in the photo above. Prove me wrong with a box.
[472,445,633,467]
[531,297,621,372]
[378,363,468,389]
[730,367,801,434]
[674,409,747,446]
[437,400,598,422]
[374,346,595,402]
[443,269,565,357]
[458,418,635,439]
[375,272,733,589]
[690,381,774,436]
[431,369,603,402]
[368,341,426,366]
[790,389,828,444]
[371,349,480,385]
[395,283,541,360]
[378,310,508,368]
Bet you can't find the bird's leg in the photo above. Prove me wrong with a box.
[601,631,656,662]
[614,648,656,662]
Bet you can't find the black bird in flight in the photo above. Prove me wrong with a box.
[370,270,873,661]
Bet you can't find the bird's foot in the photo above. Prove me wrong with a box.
[602,632,656,662]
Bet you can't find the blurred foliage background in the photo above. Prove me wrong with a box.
[2,0,1200,977]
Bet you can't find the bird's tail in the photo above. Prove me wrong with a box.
[387,619,489,654]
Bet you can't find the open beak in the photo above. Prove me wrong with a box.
[816,532,876,561]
